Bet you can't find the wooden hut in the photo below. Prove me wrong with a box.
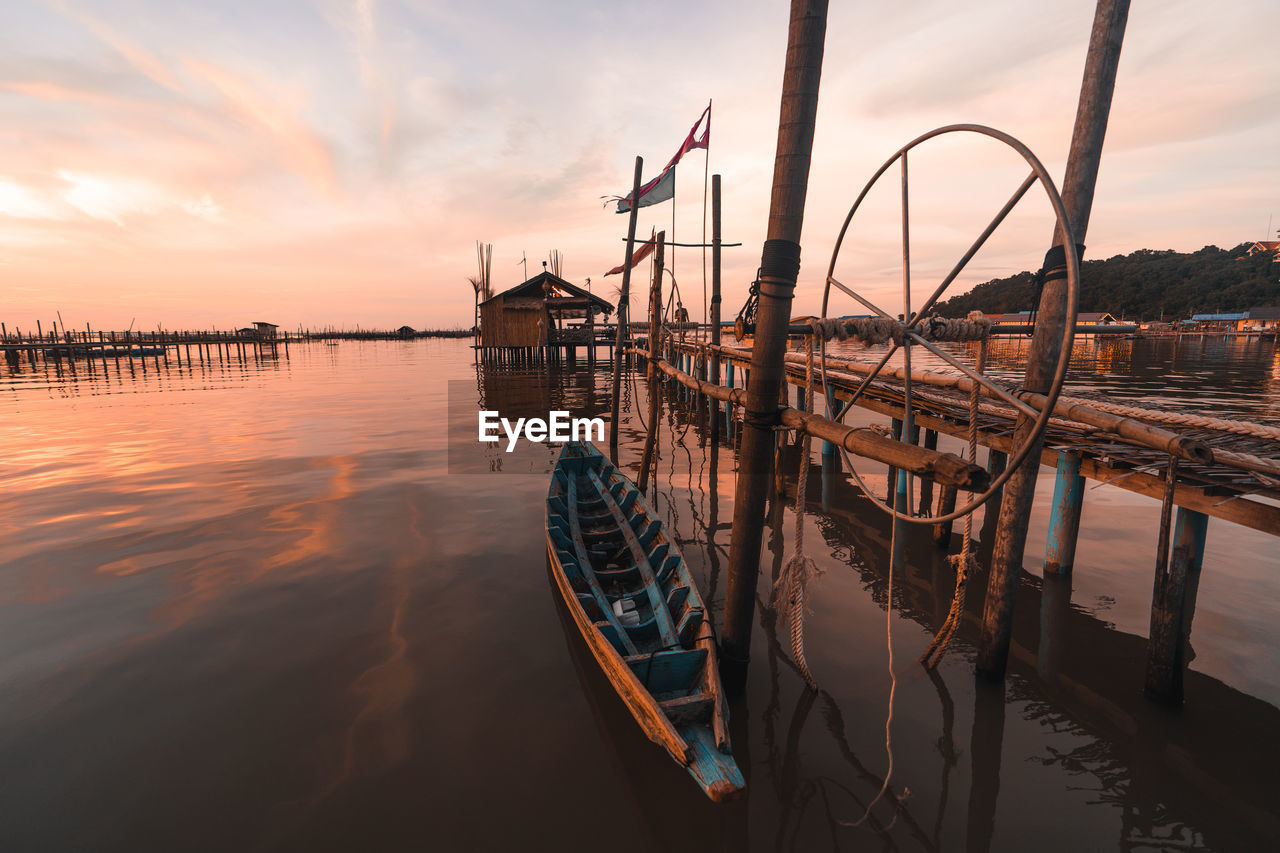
[478,272,613,361]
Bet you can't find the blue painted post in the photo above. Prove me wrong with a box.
[678,351,685,402]
[886,417,903,508]
[821,387,838,464]
[892,468,908,566]
[796,385,805,412]
[726,362,736,439]
[1045,450,1085,575]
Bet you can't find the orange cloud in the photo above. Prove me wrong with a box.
[182,59,337,198]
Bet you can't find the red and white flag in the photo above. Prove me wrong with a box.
[604,228,657,276]
[609,104,711,214]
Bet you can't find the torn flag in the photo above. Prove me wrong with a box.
[609,103,711,214]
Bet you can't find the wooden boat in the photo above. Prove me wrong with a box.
[545,441,744,802]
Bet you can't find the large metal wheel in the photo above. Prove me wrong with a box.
[822,124,1079,524]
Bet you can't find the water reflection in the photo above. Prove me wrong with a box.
[1,339,1278,851]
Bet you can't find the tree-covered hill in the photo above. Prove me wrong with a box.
[934,244,1280,321]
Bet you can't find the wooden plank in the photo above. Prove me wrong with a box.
[624,648,708,694]
[659,694,714,726]
[586,468,681,647]
[563,475,639,656]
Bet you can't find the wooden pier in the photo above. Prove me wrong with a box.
[1,328,290,373]
[648,332,1278,703]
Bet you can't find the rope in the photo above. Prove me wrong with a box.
[770,330,823,691]
[807,311,991,346]
[920,339,988,669]
[1056,395,1280,442]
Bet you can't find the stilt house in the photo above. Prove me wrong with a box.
[479,272,613,349]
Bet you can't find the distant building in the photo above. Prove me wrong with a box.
[252,322,279,339]
[1245,306,1280,331]
[396,325,416,338]
[1241,241,1280,260]
[479,272,613,348]
[980,310,1118,326]
[1190,312,1249,331]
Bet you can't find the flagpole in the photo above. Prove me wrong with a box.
[609,155,645,463]
[702,99,711,329]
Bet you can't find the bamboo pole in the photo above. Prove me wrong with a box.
[978,0,1130,680]
[638,233,665,493]
[722,0,829,677]
[710,175,723,445]
[610,156,645,463]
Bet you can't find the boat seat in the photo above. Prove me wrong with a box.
[624,647,707,695]
[659,694,713,726]
[677,608,704,647]
[636,520,661,550]
[667,585,690,614]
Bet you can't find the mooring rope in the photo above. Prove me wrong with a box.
[806,311,992,347]
[920,338,988,669]
[771,330,822,691]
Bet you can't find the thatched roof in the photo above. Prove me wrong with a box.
[480,271,613,315]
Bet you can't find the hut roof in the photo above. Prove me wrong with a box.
[480,271,613,315]
[1248,305,1280,320]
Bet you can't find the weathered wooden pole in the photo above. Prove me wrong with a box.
[1145,501,1208,703]
[610,155,645,463]
[722,0,828,677]
[637,232,665,493]
[975,0,1129,680]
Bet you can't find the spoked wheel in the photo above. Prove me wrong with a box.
[821,124,1079,524]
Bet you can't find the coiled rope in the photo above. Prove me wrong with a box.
[920,339,988,669]
[806,311,992,347]
[771,330,822,691]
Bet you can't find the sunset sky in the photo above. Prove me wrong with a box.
[2,0,1277,332]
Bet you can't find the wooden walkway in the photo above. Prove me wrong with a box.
[669,339,1279,535]
[2,330,289,373]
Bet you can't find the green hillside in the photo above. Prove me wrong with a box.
[934,243,1280,321]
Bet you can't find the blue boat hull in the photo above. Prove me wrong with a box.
[545,441,744,802]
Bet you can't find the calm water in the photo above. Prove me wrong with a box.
[1,336,1277,852]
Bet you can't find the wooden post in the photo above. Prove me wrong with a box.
[1045,450,1086,574]
[919,429,938,515]
[933,484,958,546]
[1145,501,1208,704]
[985,448,1007,505]
[638,233,665,494]
[722,0,828,676]
[976,0,1129,680]
[710,178,722,444]
[610,156,645,463]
